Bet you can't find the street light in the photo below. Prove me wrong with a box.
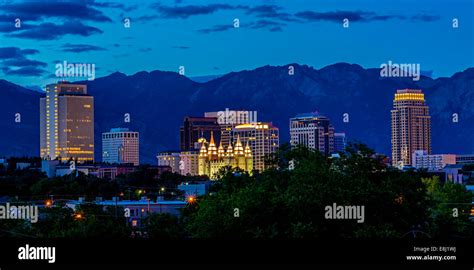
[74,212,84,220]
[186,195,196,204]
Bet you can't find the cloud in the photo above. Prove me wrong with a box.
[7,21,103,40]
[2,58,46,68]
[295,10,388,22]
[198,24,235,34]
[90,1,137,12]
[151,3,246,19]
[245,5,297,22]
[135,15,160,23]
[294,10,439,23]
[2,66,45,76]
[248,20,286,31]
[0,47,38,59]
[0,47,46,77]
[0,13,41,23]
[411,14,440,22]
[0,21,39,33]
[61,43,107,53]
[199,20,285,34]
[0,1,112,22]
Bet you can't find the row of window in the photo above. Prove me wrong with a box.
[103,133,138,139]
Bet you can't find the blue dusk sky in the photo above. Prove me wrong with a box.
[0,0,473,88]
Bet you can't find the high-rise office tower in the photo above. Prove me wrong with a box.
[102,128,139,165]
[180,116,221,151]
[232,122,279,171]
[40,83,94,163]
[205,109,257,147]
[391,89,431,167]
[289,112,335,155]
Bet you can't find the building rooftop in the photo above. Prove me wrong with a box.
[293,112,328,119]
[109,128,130,132]
[67,199,187,206]
[233,122,276,130]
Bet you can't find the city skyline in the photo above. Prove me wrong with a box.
[19,80,474,169]
[0,1,473,264]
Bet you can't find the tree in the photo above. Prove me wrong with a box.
[144,213,184,239]
[183,144,470,239]
[423,176,473,238]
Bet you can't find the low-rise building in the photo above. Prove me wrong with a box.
[157,152,181,173]
[412,150,456,171]
[179,151,199,176]
[178,182,210,196]
[65,197,187,228]
[456,154,474,165]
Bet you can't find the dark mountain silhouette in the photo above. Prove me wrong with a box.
[1,63,473,164]
[0,79,41,158]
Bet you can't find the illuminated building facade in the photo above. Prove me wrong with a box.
[289,112,335,155]
[205,109,257,147]
[334,132,347,153]
[157,152,181,173]
[40,83,94,163]
[180,116,221,151]
[198,132,253,179]
[102,128,139,166]
[232,122,279,171]
[179,150,199,176]
[391,89,431,167]
[412,150,456,171]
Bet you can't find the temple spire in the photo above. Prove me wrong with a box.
[234,135,244,156]
[244,141,252,157]
[199,140,207,157]
[217,136,225,158]
[208,131,217,158]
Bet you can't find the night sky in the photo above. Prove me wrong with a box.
[0,0,472,88]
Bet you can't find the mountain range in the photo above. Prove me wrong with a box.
[1,63,473,164]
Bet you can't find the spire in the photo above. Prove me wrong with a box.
[199,140,207,157]
[244,141,252,157]
[209,131,215,145]
[218,137,225,158]
[226,143,234,157]
[207,131,217,158]
[234,135,244,156]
